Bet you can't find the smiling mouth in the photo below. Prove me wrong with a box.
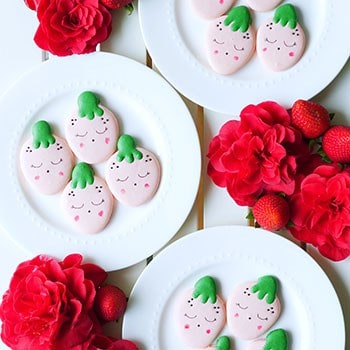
[213,38,224,45]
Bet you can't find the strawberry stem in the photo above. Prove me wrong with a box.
[71,162,95,189]
[116,135,143,163]
[251,275,278,304]
[273,3,298,29]
[215,336,231,350]
[264,329,288,350]
[192,276,217,304]
[32,120,55,149]
[224,6,252,32]
[78,91,104,120]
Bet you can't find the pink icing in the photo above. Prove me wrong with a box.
[66,106,119,164]
[61,176,114,234]
[175,288,226,348]
[257,20,306,71]
[105,147,161,207]
[226,281,281,340]
[20,135,74,195]
[206,16,256,75]
[191,0,236,19]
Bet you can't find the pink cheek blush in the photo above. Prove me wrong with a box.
[257,325,262,330]
[184,324,190,329]
[263,47,267,52]
[219,0,224,4]
[79,143,84,148]
[206,329,211,334]
[74,215,80,222]
[120,189,126,194]
[289,51,295,57]
[98,210,104,217]
[144,183,150,188]
[105,137,110,144]
[234,313,239,318]
[34,176,40,181]
[59,171,64,176]
[234,56,239,61]
[214,50,219,54]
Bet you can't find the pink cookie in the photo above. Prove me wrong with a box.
[206,6,255,75]
[257,4,306,71]
[175,276,226,349]
[191,0,236,19]
[20,120,74,195]
[226,275,281,340]
[61,162,114,234]
[246,329,288,350]
[65,91,119,164]
[105,135,161,207]
[247,0,282,12]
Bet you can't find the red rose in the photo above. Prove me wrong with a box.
[88,335,139,350]
[33,0,112,56]
[288,164,350,261]
[24,0,40,10]
[0,254,108,349]
[207,101,309,206]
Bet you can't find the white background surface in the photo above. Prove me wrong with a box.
[0,1,349,349]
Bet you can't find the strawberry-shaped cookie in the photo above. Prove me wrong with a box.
[105,135,161,206]
[247,0,282,12]
[20,120,74,195]
[226,275,281,340]
[206,6,255,75]
[191,0,236,19]
[175,276,226,349]
[61,162,114,234]
[257,4,306,71]
[246,329,288,350]
[65,91,119,164]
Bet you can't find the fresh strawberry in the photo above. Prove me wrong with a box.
[322,125,350,163]
[291,99,330,139]
[252,194,290,231]
[100,0,133,10]
[94,285,127,322]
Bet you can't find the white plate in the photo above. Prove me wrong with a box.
[0,52,201,271]
[139,0,350,114]
[122,225,345,349]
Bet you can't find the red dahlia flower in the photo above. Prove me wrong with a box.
[0,254,107,349]
[207,101,309,206]
[288,164,350,261]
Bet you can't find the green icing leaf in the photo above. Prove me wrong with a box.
[273,3,298,29]
[192,276,217,304]
[263,329,288,350]
[224,6,252,32]
[216,336,231,350]
[251,275,278,304]
[116,134,143,163]
[78,91,104,120]
[71,162,95,189]
[32,120,55,149]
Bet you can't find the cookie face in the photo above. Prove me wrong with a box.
[105,135,161,207]
[257,4,306,71]
[191,0,236,19]
[175,276,226,349]
[65,92,119,164]
[61,163,114,234]
[226,276,281,340]
[247,0,282,12]
[20,121,74,195]
[206,8,255,75]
